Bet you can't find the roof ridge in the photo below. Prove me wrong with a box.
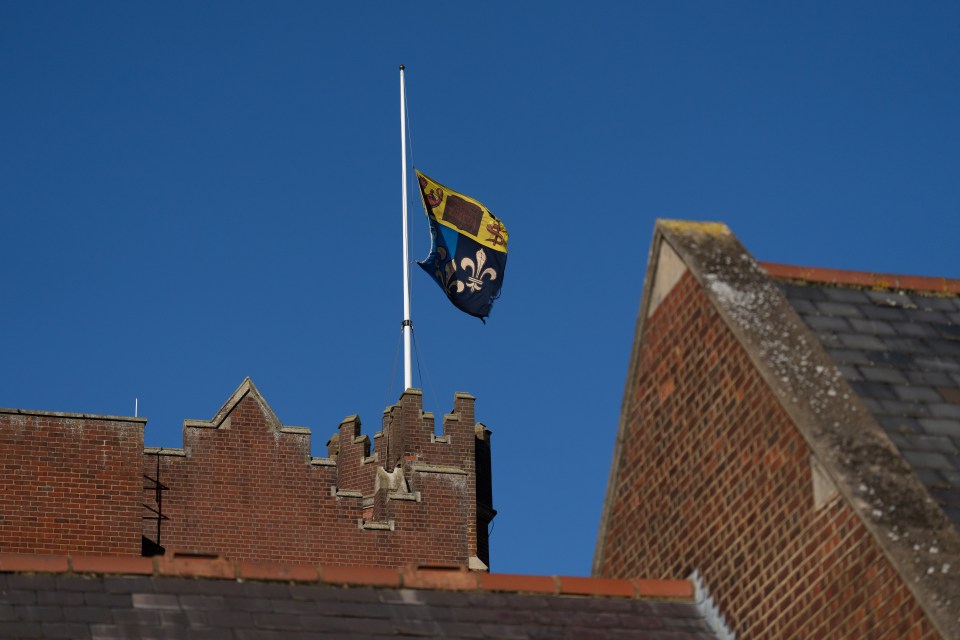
[761,262,960,296]
[0,552,694,601]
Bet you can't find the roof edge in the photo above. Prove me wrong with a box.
[761,261,960,295]
[0,552,694,601]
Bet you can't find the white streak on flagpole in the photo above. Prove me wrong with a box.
[400,65,413,391]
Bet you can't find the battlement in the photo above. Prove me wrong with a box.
[1,379,495,570]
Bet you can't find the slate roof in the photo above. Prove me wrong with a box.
[766,263,960,527]
[0,553,716,640]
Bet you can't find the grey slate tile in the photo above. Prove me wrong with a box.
[898,434,959,455]
[861,305,909,321]
[912,309,952,324]
[816,302,863,318]
[879,400,932,417]
[787,299,818,314]
[949,312,960,324]
[893,385,943,402]
[876,415,923,434]
[54,576,102,592]
[849,380,897,400]
[866,290,916,308]
[916,296,958,311]
[3,588,37,604]
[919,418,960,436]
[926,339,960,356]
[0,621,43,638]
[860,367,908,384]
[132,593,181,610]
[802,315,852,332]
[906,371,956,386]
[929,403,960,419]
[915,356,960,372]
[836,365,862,381]
[914,468,945,487]
[825,348,873,365]
[41,622,92,639]
[849,318,897,336]
[838,333,887,350]
[781,283,827,301]
[892,321,939,339]
[871,351,916,367]
[62,606,113,623]
[880,337,929,353]
[943,470,960,488]
[823,288,870,303]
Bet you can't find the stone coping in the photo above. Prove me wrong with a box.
[0,407,147,424]
[0,553,694,600]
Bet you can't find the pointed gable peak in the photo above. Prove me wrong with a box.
[184,377,283,432]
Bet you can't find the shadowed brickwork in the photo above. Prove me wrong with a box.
[598,270,939,639]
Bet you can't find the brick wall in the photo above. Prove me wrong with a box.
[0,410,144,555]
[598,271,940,639]
[143,385,493,568]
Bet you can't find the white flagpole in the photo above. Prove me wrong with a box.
[400,65,413,391]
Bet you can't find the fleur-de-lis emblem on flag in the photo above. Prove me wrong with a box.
[460,249,497,292]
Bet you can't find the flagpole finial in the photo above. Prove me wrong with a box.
[399,64,405,71]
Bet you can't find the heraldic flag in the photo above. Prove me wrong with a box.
[416,171,508,321]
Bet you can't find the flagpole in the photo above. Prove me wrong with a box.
[400,64,413,391]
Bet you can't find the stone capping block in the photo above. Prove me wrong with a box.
[0,552,695,603]
[0,407,147,424]
[143,447,187,457]
[358,519,395,531]
[310,457,336,467]
[431,434,451,444]
[279,426,310,435]
[410,463,467,475]
[388,491,421,502]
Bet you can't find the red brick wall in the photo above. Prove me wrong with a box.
[144,389,491,568]
[598,272,940,639]
[0,411,143,555]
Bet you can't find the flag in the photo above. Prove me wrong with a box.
[416,171,508,321]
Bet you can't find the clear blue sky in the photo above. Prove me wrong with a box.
[2,2,959,576]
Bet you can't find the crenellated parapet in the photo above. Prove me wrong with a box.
[137,378,495,569]
[1,378,495,568]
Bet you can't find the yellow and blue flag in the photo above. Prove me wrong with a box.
[416,171,508,321]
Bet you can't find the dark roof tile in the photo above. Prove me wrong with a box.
[825,348,873,365]
[902,451,955,470]
[787,298,818,314]
[860,367,908,384]
[865,290,917,308]
[906,371,956,386]
[816,302,864,318]
[893,385,943,403]
[918,418,960,436]
[860,304,909,321]
[848,380,897,400]
[915,296,958,312]
[879,400,933,417]
[849,318,897,336]
[802,315,852,332]
[822,287,871,303]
